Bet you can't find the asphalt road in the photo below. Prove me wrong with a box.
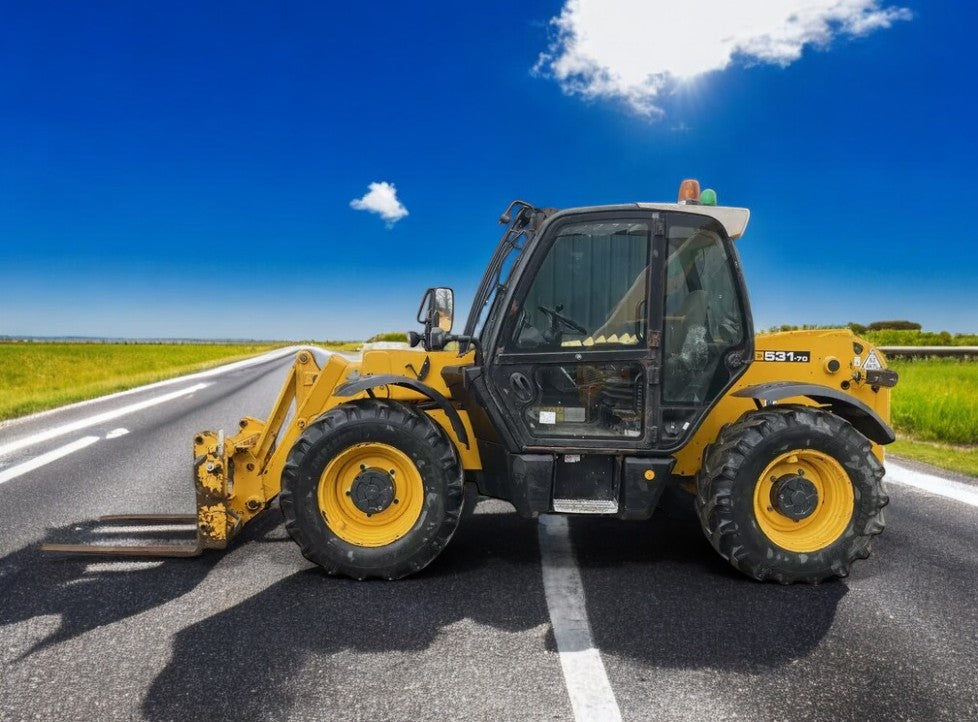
[1,350,976,722]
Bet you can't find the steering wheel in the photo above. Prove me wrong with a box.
[538,305,588,335]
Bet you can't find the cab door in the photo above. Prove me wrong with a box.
[657,211,753,448]
[485,211,662,452]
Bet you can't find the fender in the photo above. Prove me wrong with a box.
[732,382,896,445]
[334,374,469,448]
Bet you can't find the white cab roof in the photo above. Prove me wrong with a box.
[635,203,751,240]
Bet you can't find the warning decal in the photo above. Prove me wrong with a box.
[863,350,883,371]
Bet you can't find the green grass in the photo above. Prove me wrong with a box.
[765,325,978,347]
[309,332,409,353]
[315,340,364,352]
[885,358,978,477]
[366,332,408,343]
[0,342,283,421]
[889,439,978,479]
[865,329,978,346]
[889,359,978,445]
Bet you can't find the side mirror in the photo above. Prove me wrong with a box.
[413,287,454,349]
[417,287,454,332]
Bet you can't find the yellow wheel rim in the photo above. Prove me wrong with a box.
[317,443,424,547]
[752,449,854,553]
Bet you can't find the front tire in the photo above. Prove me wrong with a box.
[696,405,888,584]
[280,399,464,580]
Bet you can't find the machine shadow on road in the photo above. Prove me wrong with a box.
[2,500,848,721]
[569,511,848,670]
[0,515,283,658]
[141,504,551,722]
[139,502,847,722]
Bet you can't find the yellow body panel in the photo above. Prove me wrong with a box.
[672,329,891,475]
[354,348,481,469]
[189,348,482,544]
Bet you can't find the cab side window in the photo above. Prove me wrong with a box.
[510,221,650,350]
[663,222,745,403]
[501,219,651,439]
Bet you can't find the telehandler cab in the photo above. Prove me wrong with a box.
[44,180,898,583]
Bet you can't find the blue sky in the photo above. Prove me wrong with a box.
[1,1,975,340]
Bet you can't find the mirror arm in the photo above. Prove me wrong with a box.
[449,335,480,359]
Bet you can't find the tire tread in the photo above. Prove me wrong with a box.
[695,404,888,584]
[279,399,463,580]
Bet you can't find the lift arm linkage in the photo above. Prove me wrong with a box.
[42,349,350,558]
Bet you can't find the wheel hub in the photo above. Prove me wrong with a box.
[349,469,395,515]
[770,474,819,521]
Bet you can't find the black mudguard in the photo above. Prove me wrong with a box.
[334,374,469,448]
[732,382,896,445]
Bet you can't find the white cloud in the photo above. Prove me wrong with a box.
[349,181,409,228]
[536,0,912,116]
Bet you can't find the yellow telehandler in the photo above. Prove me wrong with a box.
[44,180,898,583]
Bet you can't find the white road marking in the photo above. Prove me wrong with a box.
[0,436,100,485]
[887,461,978,508]
[538,515,623,722]
[105,428,129,439]
[0,345,306,431]
[0,383,208,458]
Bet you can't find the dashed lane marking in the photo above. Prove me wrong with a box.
[0,436,100,485]
[0,383,208,458]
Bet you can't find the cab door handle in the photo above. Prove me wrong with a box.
[510,372,534,402]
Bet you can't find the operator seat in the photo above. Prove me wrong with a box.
[664,289,709,401]
[667,290,708,358]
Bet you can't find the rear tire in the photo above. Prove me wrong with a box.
[280,399,464,580]
[695,405,888,584]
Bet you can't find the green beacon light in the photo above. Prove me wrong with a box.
[700,188,718,206]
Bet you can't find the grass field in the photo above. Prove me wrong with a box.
[888,359,978,445]
[865,329,978,346]
[887,358,978,476]
[889,439,978,478]
[317,341,365,352]
[0,342,283,421]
